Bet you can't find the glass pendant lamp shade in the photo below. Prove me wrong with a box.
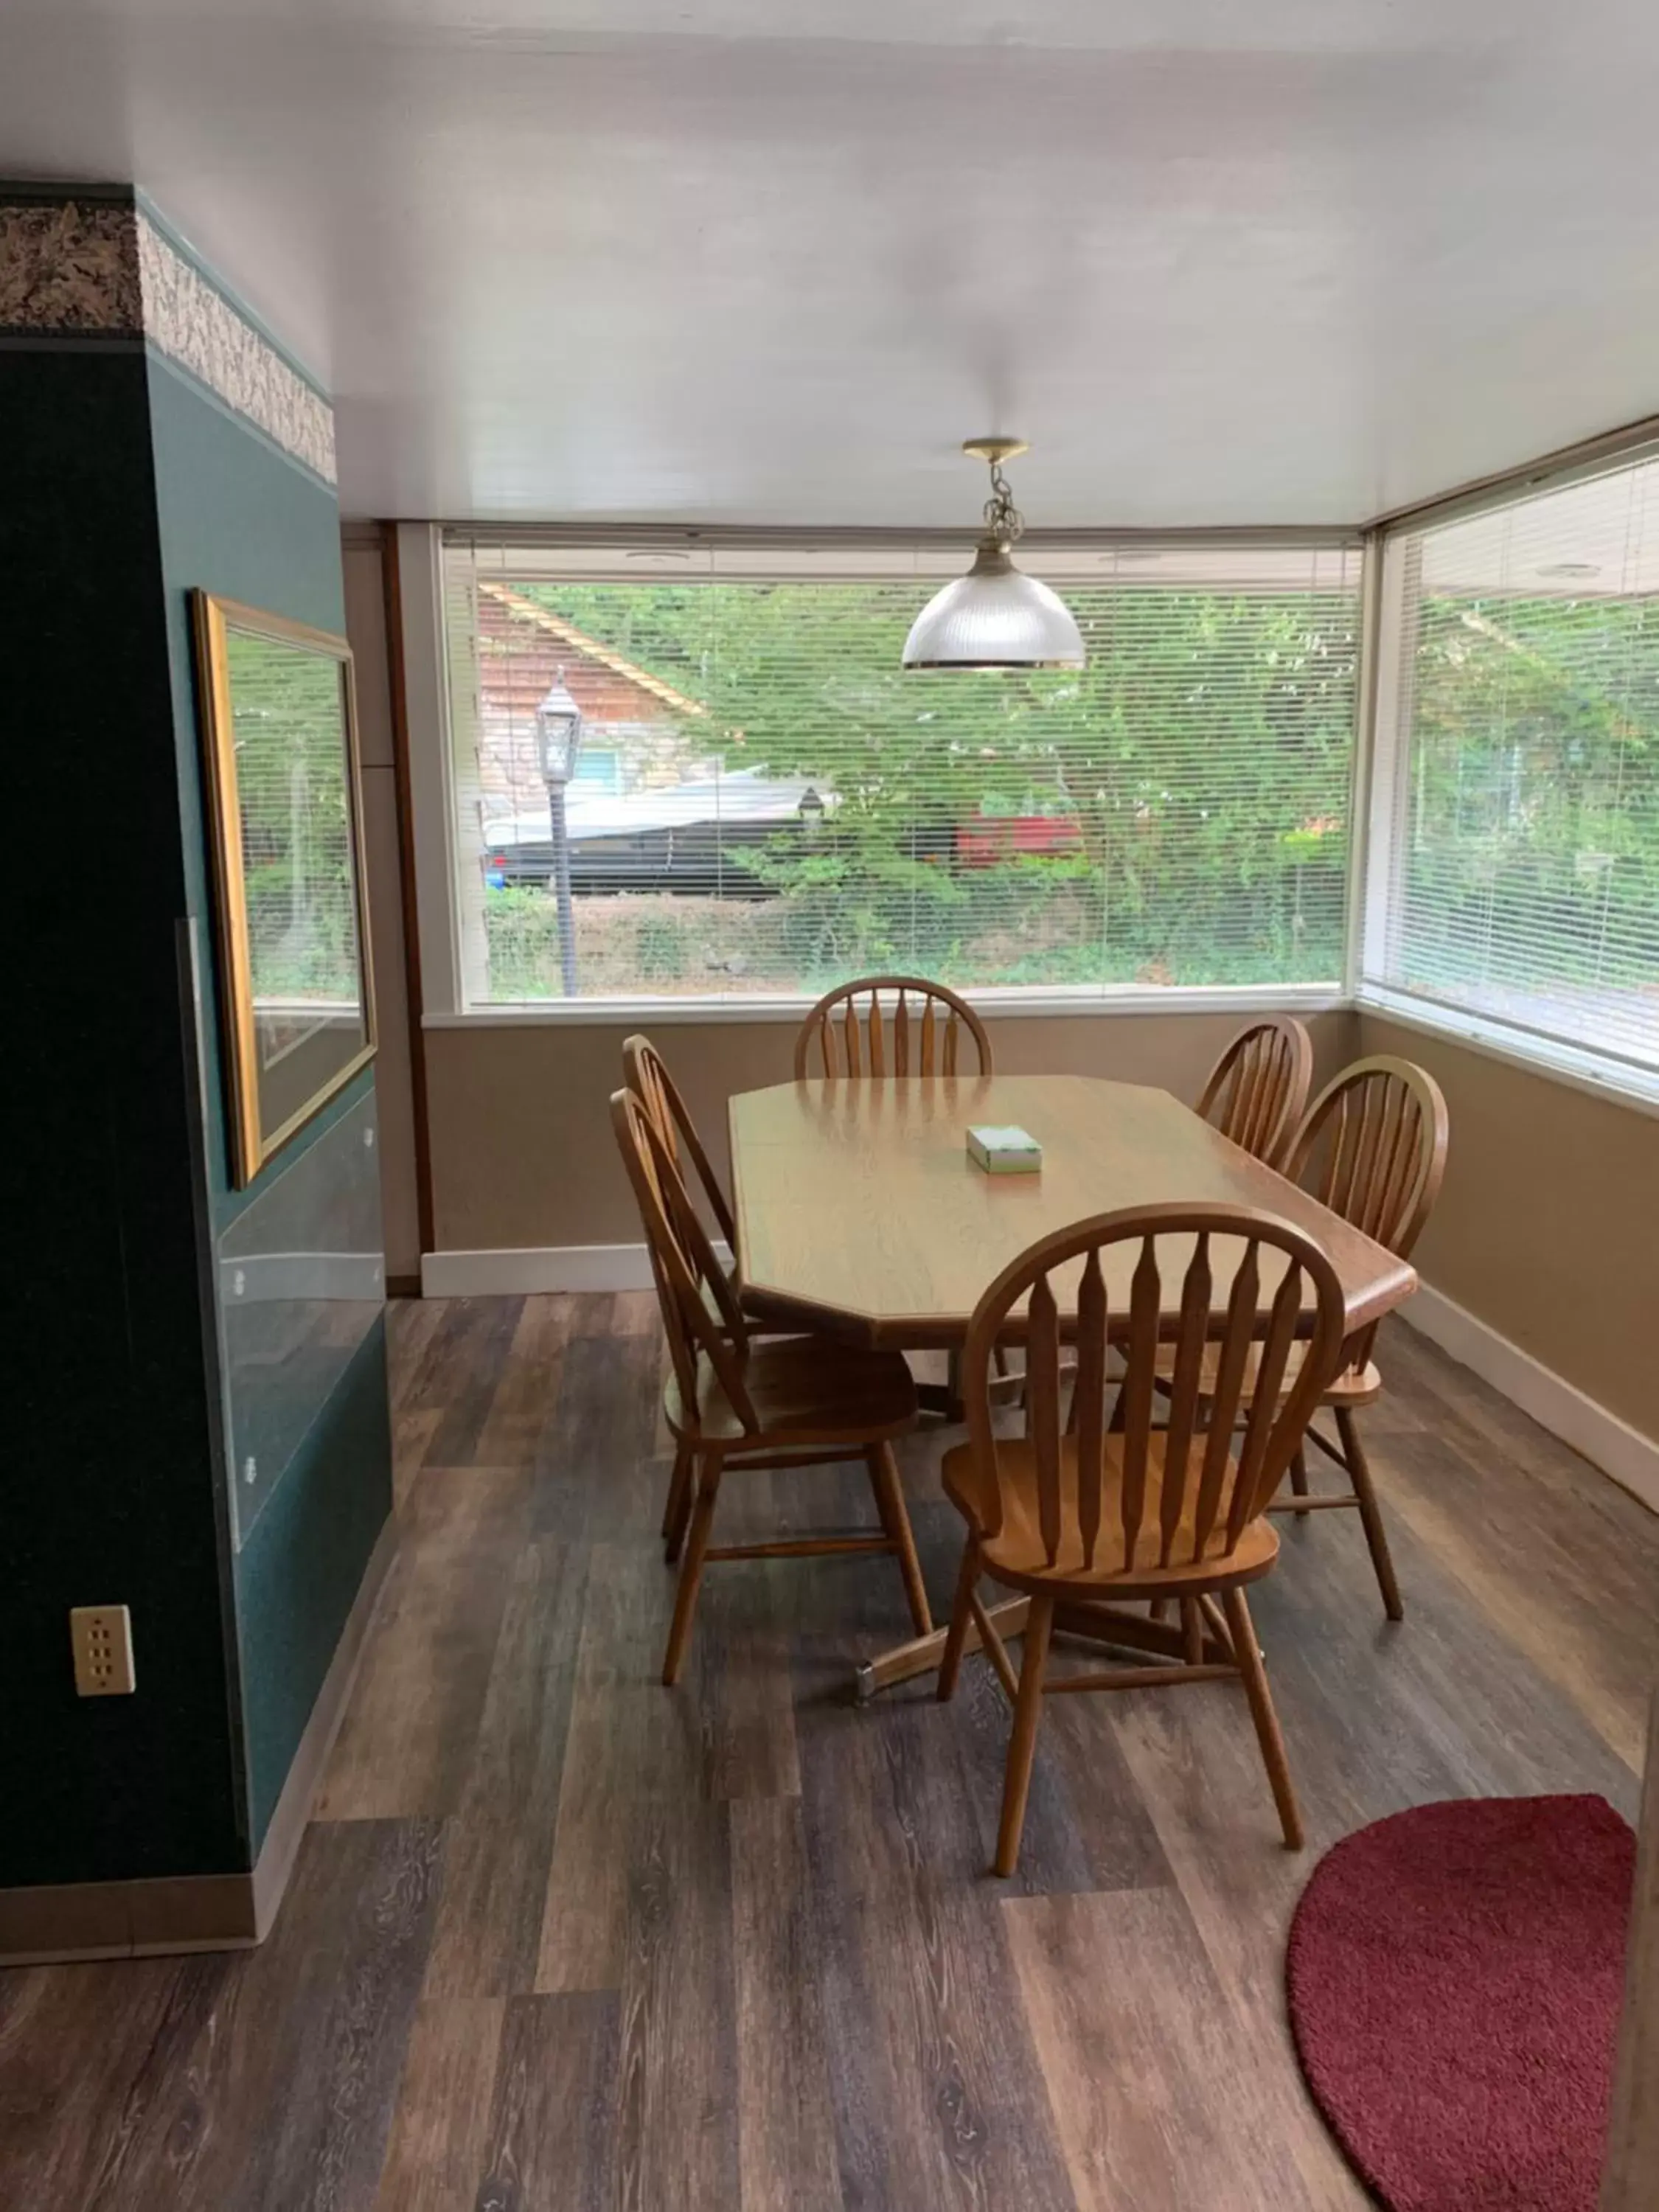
[902,437,1086,671]
[902,540,1085,669]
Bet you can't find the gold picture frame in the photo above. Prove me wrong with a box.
[192,592,377,1189]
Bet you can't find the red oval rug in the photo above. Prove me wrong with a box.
[1286,1795,1635,2212]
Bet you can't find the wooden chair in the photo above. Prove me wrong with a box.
[611,1089,933,1684]
[937,1203,1349,1875]
[1154,1054,1448,1618]
[1267,1055,1450,1617]
[1195,1015,1313,1168]
[793,975,992,1079]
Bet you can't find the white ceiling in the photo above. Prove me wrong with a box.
[5,0,1659,527]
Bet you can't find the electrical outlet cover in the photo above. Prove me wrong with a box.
[70,1605,136,1696]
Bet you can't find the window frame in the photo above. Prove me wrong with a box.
[398,521,1368,1028]
[1354,431,1659,1115]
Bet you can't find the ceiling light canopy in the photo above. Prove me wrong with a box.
[902,439,1086,672]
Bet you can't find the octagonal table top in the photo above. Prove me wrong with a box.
[728,1074,1416,1349]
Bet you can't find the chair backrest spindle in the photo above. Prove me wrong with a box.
[1195,1016,1314,1167]
[961,1205,1347,1579]
[611,1088,759,1436]
[1283,1055,1449,1371]
[794,975,992,1080]
[1073,1249,1107,1569]
[622,1034,737,1250]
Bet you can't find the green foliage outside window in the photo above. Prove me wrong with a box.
[1400,594,1659,999]
[484,576,1359,997]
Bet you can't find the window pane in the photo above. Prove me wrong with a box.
[1371,458,1659,1074]
[442,541,1361,1003]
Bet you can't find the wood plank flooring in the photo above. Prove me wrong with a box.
[1,1294,1653,2211]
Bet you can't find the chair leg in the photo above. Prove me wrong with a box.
[1222,1586,1302,1851]
[661,1439,695,1562]
[993,1339,1026,1411]
[1180,1596,1205,1665]
[994,1591,1055,1877]
[1335,1405,1403,1622]
[661,1452,722,1687]
[1288,1443,1309,1497]
[936,1537,981,1703]
[866,1441,933,1635]
[944,1347,965,1422]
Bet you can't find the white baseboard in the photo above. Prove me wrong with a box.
[1401,1280,1659,1515]
[420,1240,732,1298]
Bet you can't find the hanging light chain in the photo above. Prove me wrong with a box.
[983,456,1026,546]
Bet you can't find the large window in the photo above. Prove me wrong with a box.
[1364,453,1659,1082]
[440,535,1362,1006]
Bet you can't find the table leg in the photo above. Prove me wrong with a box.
[914,1382,962,1422]
[855,1596,1031,1701]
[915,1347,966,1425]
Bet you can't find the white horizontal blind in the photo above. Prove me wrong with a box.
[441,535,1361,1004]
[1367,454,1659,1076]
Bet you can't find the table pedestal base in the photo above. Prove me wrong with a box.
[855,1597,1029,1701]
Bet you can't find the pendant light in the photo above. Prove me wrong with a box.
[902,439,1086,670]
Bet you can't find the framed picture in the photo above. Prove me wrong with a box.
[192,593,377,1188]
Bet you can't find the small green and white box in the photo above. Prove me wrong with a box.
[966,1124,1043,1175]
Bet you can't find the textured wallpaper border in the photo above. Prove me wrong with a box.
[0,192,336,486]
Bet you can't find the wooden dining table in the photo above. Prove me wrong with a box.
[727,1072,1418,1697]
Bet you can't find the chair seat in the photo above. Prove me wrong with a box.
[666,1333,918,1447]
[1151,1340,1382,1411]
[941,1433,1279,1596]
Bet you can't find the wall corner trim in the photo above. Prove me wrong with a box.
[247,1509,400,1941]
[0,1512,398,1966]
[1401,1280,1659,1515]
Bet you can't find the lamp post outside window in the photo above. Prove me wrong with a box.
[535,667,583,997]
[797,785,826,844]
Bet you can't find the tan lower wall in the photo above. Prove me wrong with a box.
[424,1007,1358,1252]
[1358,1015,1659,1448]
[425,1004,1659,1449]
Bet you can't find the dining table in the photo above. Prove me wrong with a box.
[726,1071,1418,1699]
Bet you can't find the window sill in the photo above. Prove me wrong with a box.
[1355,984,1659,1121]
[422,983,1349,1029]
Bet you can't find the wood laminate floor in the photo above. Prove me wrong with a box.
[3,1295,1654,2211]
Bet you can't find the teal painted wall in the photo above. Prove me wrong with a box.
[0,346,246,1884]
[145,354,394,1854]
[234,1316,393,1841]
[0,192,393,1890]
[143,352,360,1231]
